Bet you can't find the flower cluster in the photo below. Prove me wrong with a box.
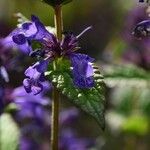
[1,15,95,95]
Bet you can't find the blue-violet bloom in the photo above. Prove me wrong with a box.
[2,15,95,94]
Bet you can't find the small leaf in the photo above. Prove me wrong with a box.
[41,0,73,7]
[0,113,20,150]
[47,58,105,129]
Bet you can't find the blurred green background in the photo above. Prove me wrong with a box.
[0,0,150,150]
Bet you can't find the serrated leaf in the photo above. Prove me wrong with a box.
[47,58,105,129]
[0,113,20,150]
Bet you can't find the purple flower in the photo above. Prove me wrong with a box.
[12,85,50,122]
[70,53,95,88]
[20,137,40,150]
[122,7,150,69]
[23,60,49,95]
[61,27,95,88]
[0,15,54,54]
[60,129,94,150]
[11,85,95,149]
[60,108,79,125]
[1,29,32,54]
[133,20,150,39]
[2,15,95,94]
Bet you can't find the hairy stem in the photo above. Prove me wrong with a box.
[51,5,63,150]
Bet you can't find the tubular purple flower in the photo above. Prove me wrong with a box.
[70,53,95,88]
[1,30,32,54]
[0,15,55,54]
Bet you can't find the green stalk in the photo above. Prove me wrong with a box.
[51,5,63,150]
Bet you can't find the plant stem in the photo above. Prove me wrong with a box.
[51,5,63,150]
[54,5,63,41]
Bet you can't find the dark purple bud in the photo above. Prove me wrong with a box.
[41,0,73,6]
[133,20,150,39]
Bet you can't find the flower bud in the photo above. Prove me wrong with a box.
[41,0,73,7]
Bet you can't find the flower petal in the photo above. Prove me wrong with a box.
[31,82,43,95]
[70,53,95,88]
[23,78,31,93]
[25,66,41,79]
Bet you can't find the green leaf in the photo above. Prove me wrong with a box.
[47,58,105,129]
[0,113,20,150]
[103,64,150,87]
[104,64,150,79]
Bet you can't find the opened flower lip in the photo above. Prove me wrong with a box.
[23,60,49,95]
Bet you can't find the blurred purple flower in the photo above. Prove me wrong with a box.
[12,85,50,122]
[122,7,150,69]
[60,107,79,125]
[60,129,95,150]
[20,137,40,150]
[5,84,95,150]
